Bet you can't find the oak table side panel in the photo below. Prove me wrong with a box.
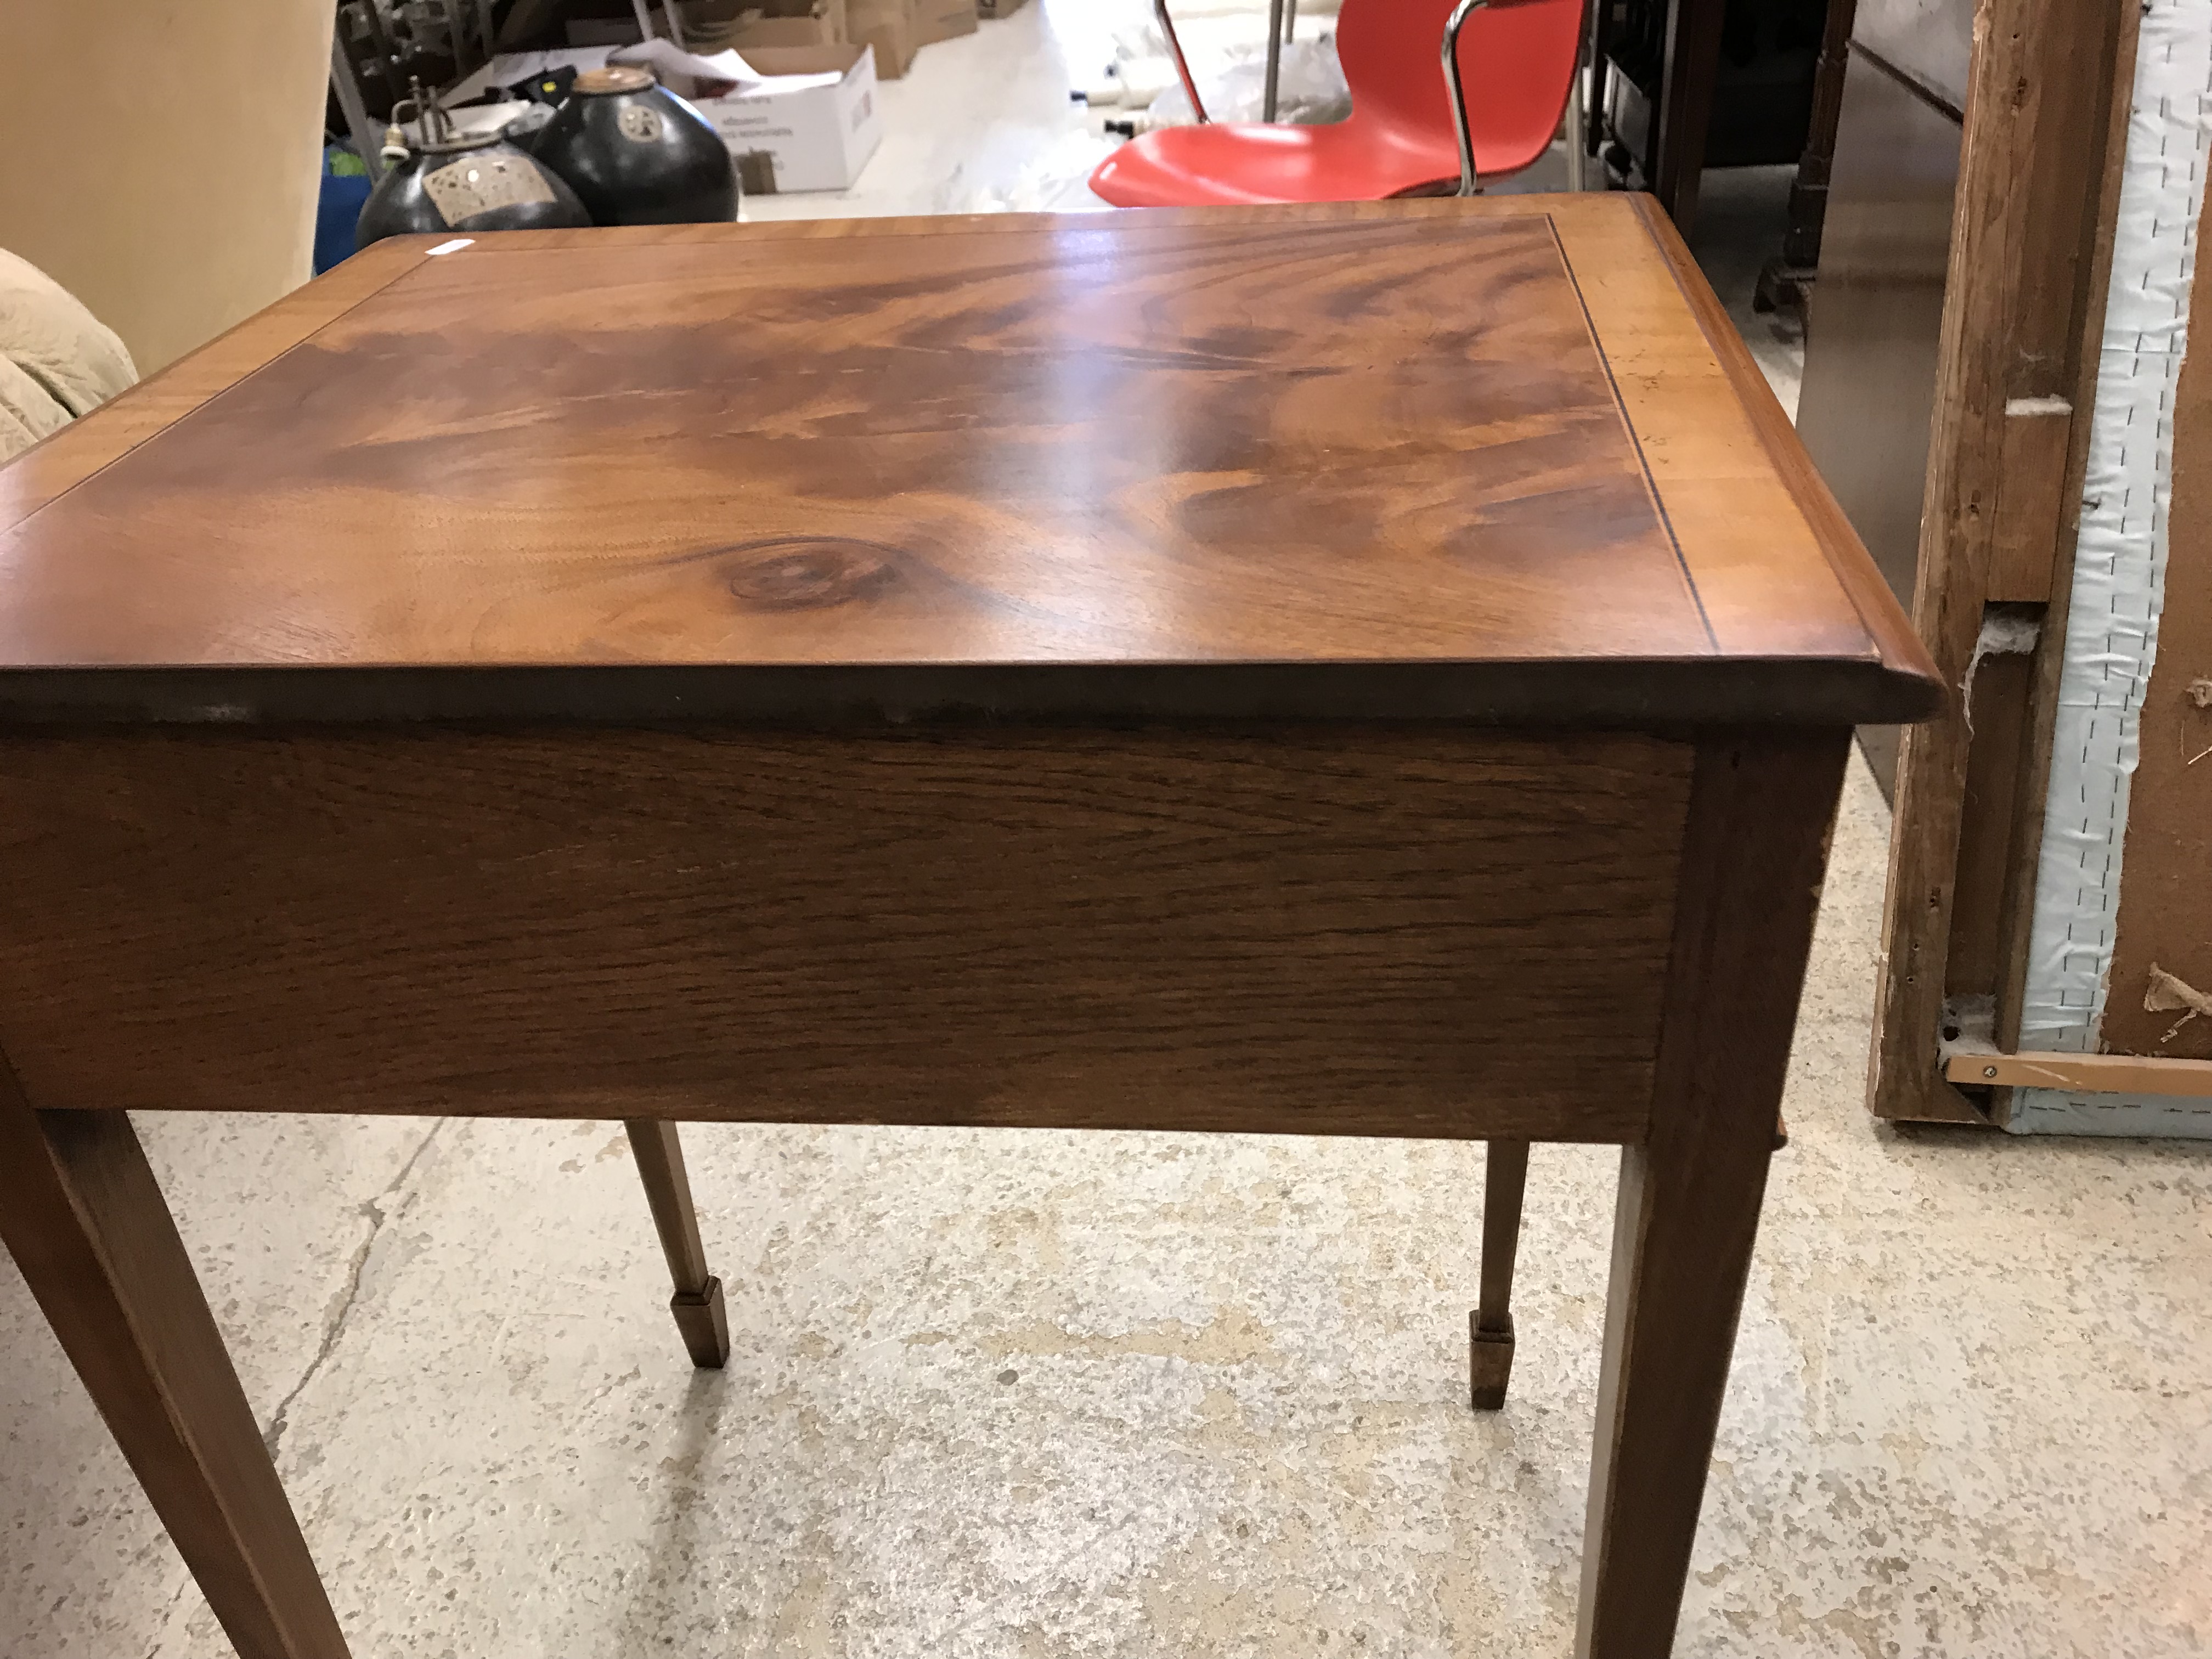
[0,726,1689,1142]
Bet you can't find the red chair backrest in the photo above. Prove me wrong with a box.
[1339,0,1583,164]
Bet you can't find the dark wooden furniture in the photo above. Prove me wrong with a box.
[1752,0,1857,317]
[1584,0,1829,234]
[0,198,1937,1658]
[1793,0,1968,797]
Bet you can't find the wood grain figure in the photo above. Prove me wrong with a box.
[0,201,1934,726]
[0,725,1686,1143]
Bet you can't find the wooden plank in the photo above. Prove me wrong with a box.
[0,1082,350,1659]
[1868,0,2130,1122]
[1943,647,2035,995]
[2100,204,2212,1058]
[1944,1049,2212,1098]
[1986,402,2074,601]
[0,726,1690,1143]
[1991,0,2143,1059]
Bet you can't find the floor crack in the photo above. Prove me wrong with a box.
[262,1119,446,1458]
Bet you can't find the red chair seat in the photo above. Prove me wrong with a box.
[1089,0,1581,210]
[1092,121,1465,207]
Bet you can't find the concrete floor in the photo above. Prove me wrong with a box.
[8,758,2209,1659]
[4,4,2210,1656]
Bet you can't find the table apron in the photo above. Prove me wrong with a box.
[0,724,1695,1142]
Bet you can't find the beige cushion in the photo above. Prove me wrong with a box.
[0,249,138,461]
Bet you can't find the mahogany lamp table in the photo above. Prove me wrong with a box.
[0,198,1937,1658]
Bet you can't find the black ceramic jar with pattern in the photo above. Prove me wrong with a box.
[354,131,589,250]
[534,66,739,227]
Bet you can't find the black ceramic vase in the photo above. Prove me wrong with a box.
[354,130,588,250]
[534,66,739,227]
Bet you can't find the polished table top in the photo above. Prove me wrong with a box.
[0,196,1936,726]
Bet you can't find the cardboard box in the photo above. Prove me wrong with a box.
[975,0,1029,15]
[450,46,618,100]
[694,43,882,191]
[845,0,916,78]
[690,0,846,51]
[910,0,977,46]
[566,17,643,45]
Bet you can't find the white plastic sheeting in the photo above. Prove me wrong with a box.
[2006,1089,2212,1137]
[2011,0,2212,1133]
[1143,38,1351,127]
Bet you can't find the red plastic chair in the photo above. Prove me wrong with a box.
[1089,0,1582,207]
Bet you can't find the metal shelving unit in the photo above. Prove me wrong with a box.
[330,0,504,174]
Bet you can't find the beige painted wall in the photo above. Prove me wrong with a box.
[0,1,336,374]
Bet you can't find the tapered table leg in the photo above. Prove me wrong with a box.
[0,1089,351,1659]
[1470,1138,1529,1410]
[624,1119,730,1369]
[1574,731,1848,1658]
